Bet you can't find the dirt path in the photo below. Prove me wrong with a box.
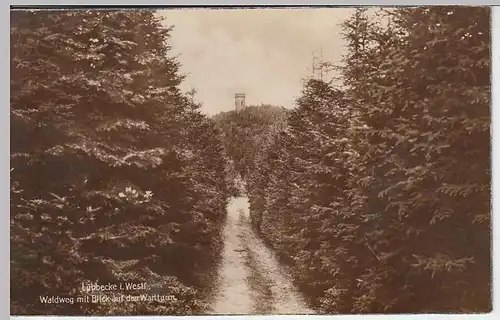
[209,196,314,315]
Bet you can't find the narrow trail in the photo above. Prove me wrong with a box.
[209,193,314,315]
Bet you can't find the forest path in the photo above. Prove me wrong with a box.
[208,194,314,315]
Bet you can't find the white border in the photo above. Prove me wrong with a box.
[5,2,498,320]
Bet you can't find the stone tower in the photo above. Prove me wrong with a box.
[235,93,246,112]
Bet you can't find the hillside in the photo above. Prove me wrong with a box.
[213,104,287,181]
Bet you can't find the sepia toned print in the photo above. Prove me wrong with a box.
[10,6,491,316]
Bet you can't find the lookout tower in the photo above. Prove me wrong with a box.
[235,93,246,112]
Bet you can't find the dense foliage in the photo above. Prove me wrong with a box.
[232,6,491,313]
[10,10,230,315]
[213,104,287,181]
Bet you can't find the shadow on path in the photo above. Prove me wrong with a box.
[208,196,314,315]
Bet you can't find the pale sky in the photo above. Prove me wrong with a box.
[157,8,353,115]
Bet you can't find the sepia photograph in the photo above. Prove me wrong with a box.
[10,5,491,316]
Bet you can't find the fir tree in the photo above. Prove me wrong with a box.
[11,10,230,315]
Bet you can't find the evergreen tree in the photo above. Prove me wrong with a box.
[237,6,491,314]
[11,10,229,315]
[336,6,491,313]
